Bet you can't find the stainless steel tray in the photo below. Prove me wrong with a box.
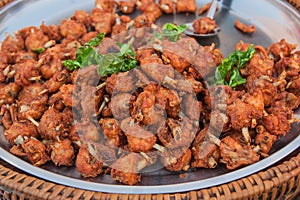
[0,0,299,194]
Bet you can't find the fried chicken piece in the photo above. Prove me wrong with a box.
[61,38,82,59]
[182,94,203,122]
[61,107,74,130]
[142,83,181,119]
[160,147,192,171]
[9,145,26,157]
[287,75,300,97]
[12,50,37,63]
[76,144,103,178]
[43,69,71,93]
[131,88,163,126]
[91,8,115,34]
[111,152,155,185]
[1,34,24,53]
[191,126,220,169]
[121,118,157,152]
[22,138,50,166]
[70,10,92,29]
[111,15,131,36]
[176,0,197,13]
[13,60,40,86]
[40,22,63,42]
[141,63,175,83]
[72,65,100,89]
[267,39,297,62]
[158,117,195,149]
[117,0,136,14]
[59,84,74,107]
[95,0,115,12]
[246,74,277,106]
[105,72,135,95]
[143,3,162,23]
[133,14,152,28]
[95,37,120,55]
[99,118,125,147]
[50,138,74,166]
[60,19,87,40]
[262,101,292,136]
[198,50,221,79]
[274,55,300,81]
[183,72,205,93]
[39,53,64,80]
[76,85,103,119]
[15,26,39,40]
[1,108,13,129]
[85,142,118,166]
[17,83,48,120]
[275,91,300,110]
[25,30,49,51]
[110,93,133,120]
[161,37,200,73]
[4,120,39,144]
[137,47,163,66]
[80,31,98,45]
[192,17,218,34]
[0,82,21,106]
[234,18,256,33]
[243,45,274,77]
[74,120,101,143]
[38,107,67,139]
[220,136,260,170]
[158,0,174,14]
[227,90,264,130]
[255,125,277,154]
[136,0,154,11]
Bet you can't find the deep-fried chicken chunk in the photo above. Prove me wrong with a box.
[193,17,218,34]
[160,147,191,171]
[117,0,136,14]
[25,30,49,51]
[234,18,256,34]
[121,118,157,152]
[220,136,260,170]
[50,138,74,166]
[60,19,87,40]
[191,126,220,169]
[0,82,21,106]
[91,8,115,34]
[22,138,50,166]
[76,144,103,178]
[38,107,67,139]
[4,120,39,144]
[99,118,125,147]
[158,0,174,14]
[267,39,297,62]
[176,0,197,13]
[111,152,155,185]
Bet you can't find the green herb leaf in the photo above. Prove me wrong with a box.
[85,32,105,47]
[62,33,137,77]
[98,43,137,76]
[32,48,45,54]
[213,44,255,88]
[156,23,188,42]
[63,33,105,70]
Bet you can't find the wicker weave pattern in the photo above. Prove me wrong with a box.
[0,0,299,199]
[0,152,299,200]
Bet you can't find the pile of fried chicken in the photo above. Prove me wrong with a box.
[0,0,299,185]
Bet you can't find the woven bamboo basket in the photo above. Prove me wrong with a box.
[0,0,299,199]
